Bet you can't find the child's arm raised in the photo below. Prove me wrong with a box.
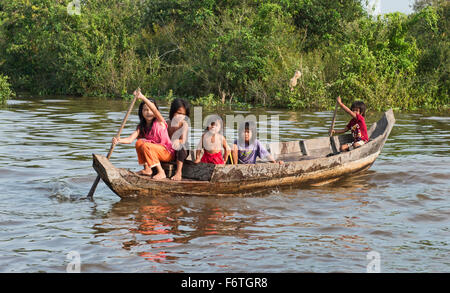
[136,89,166,125]
[337,96,357,119]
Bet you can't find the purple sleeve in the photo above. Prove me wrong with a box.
[256,140,270,159]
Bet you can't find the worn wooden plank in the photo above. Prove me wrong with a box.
[93,145,380,197]
[299,140,309,156]
[92,109,395,198]
[302,137,333,157]
[266,141,301,156]
[210,134,385,183]
[159,159,215,180]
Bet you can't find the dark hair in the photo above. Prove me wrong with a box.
[169,98,191,120]
[137,100,158,138]
[238,121,257,145]
[204,114,223,134]
[351,101,366,117]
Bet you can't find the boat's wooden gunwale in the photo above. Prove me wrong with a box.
[92,109,395,198]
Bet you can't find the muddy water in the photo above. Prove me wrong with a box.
[0,97,448,272]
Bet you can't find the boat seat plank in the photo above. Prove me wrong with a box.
[302,137,333,157]
[266,141,302,156]
[276,152,320,162]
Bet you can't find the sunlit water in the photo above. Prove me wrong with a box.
[0,97,448,272]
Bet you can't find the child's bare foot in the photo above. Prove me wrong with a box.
[171,172,182,181]
[152,172,166,180]
[137,169,153,176]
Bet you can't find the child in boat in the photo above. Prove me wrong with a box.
[331,96,368,152]
[232,121,282,164]
[194,115,230,164]
[112,89,175,179]
[167,98,191,181]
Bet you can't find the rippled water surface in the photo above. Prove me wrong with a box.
[0,97,449,272]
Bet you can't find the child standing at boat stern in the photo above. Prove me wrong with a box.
[167,98,191,181]
[232,121,282,164]
[331,96,369,152]
[194,115,230,164]
[112,89,175,179]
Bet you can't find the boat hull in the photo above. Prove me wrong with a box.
[92,109,395,198]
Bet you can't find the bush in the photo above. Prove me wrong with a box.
[0,0,447,110]
[0,74,15,104]
[0,0,151,97]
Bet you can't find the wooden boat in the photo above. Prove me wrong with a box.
[93,109,395,198]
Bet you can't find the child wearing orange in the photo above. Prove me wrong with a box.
[112,89,175,179]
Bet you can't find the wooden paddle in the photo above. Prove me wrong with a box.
[329,99,339,137]
[328,98,340,154]
[87,89,140,199]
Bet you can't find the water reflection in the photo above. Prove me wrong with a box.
[98,170,381,267]
[105,197,255,264]
[0,96,449,272]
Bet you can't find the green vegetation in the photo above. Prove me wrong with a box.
[0,0,448,110]
[0,74,15,104]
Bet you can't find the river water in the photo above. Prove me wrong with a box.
[0,96,448,273]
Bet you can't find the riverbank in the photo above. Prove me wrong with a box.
[5,90,449,113]
[1,1,448,111]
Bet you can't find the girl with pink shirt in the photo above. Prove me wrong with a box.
[112,89,175,179]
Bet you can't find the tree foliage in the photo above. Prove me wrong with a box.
[0,0,448,109]
[0,74,15,104]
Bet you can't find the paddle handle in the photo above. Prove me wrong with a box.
[329,101,339,137]
[87,91,140,198]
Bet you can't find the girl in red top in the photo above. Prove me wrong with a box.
[331,96,368,152]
